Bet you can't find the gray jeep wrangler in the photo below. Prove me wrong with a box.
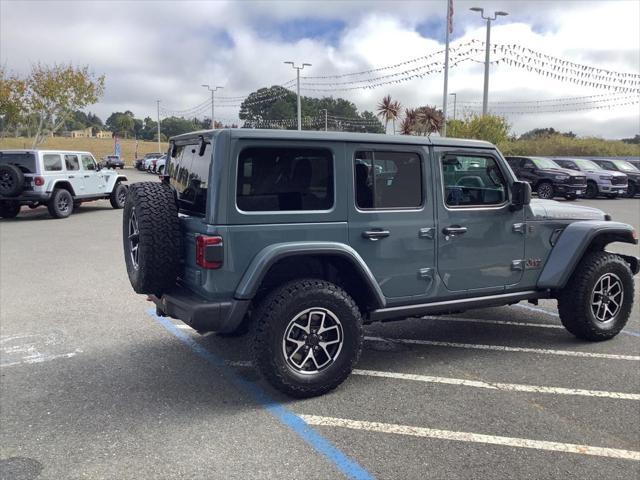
[123,129,638,398]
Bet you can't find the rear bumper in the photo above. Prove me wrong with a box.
[149,287,249,333]
[1,192,51,203]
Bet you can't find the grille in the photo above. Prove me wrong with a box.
[611,176,627,185]
[570,176,586,185]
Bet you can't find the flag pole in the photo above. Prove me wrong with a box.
[441,0,452,137]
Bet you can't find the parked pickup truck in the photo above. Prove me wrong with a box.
[553,158,628,199]
[506,156,586,200]
[122,129,638,398]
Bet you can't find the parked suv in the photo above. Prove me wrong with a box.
[553,158,628,199]
[102,155,125,169]
[122,130,638,398]
[505,156,586,200]
[591,159,640,198]
[0,150,128,219]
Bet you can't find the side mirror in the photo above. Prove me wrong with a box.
[95,163,102,171]
[511,181,531,210]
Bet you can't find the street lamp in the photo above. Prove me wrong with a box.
[319,108,328,131]
[284,61,311,131]
[470,7,508,115]
[201,84,223,128]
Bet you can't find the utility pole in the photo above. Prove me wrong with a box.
[156,100,161,153]
[202,84,223,128]
[320,109,328,131]
[441,0,453,137]
[470,7,508,115]
[284,61,311,131]
[449,93,457,121]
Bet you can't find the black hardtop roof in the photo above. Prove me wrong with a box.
[170,128,495,149]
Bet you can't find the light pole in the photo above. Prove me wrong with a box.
[470,7,508,115]
[284,61,311,131]
[156,100,161,152]
[449,93,457,121]
[320,109,328,131]
[202,84,223,128]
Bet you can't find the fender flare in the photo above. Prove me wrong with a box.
[49,180,76,197]
[234,242,386,308]
[537,220,638,289]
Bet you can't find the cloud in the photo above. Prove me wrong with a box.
[1,0,638,138]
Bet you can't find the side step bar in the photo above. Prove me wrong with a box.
[369,290,542,322]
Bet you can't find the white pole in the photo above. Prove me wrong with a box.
[156,100,161,152]
[441,0,451,137]
[296,68,301,131]
[482,17,491,116]
[211,89,215,128]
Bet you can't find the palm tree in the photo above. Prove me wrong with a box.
[398,117,413,135]
[376,95,401,134]
[415,106,444,136]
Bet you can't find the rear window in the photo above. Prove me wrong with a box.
[237,147,334,212]
[167,143,212,216]
[0,152,36,173]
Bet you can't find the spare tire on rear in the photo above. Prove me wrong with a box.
[0,165,25,197]
[123,182,181,295]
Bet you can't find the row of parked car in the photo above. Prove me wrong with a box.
[505,156,639,199]
[133,152,167,174]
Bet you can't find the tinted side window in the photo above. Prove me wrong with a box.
[237,147,333,212]
[355,151,422,209]
[43,154,62,171]
[81,155,96,171]
[441,154,507,207]
[522,159,535,169]
[168,143,211,215]
[65,155,80,171]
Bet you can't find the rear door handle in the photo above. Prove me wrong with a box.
[442,226,468,236]
[68,175,75,179]
[362,229,390,241]
[84,175,90,178]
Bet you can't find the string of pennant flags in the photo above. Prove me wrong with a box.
[456,94,638,112]
[459,98,640,116]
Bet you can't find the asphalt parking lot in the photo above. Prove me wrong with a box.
[1,168,639,479]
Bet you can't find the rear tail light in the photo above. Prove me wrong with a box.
[34,176,44,186]
[196,235,223,269]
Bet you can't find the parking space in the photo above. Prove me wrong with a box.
[1,169,638,479]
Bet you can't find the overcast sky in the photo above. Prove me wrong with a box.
[2,0,639,138]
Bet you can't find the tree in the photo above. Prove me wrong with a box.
[376,95,401,134]
[106,111,135,138]
[398,106,444,136]
[160,116,200,137]
[0,67,28,137]
[622,134,640,145]
[26,63,105,146]
[446,114,510,145]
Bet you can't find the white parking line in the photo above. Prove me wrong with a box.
[364,336,640,361]
[352,369,640,400]
[514,303,560,317]
[300,415,640,461]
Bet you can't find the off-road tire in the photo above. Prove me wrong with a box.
[537,182,554,199]
[557,252,634,341]
[157,165,164,175]
[584,181,598,199]
[0,200,21,219]
[251,278,363,398]
[123,182,181,295]
[110,182,127,209]
[0,164,24,197]
[47,189,73,219]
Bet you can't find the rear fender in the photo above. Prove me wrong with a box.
[537,221,638,289]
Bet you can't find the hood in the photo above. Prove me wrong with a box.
[528,199,606,221]
[538,167,582,177]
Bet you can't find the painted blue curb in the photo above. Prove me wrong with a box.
[147,309,373,480]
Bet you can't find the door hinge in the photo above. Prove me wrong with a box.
[418,267,434,280]
[512,223,526,234]
[418,227,435,239]
[511,260,524,271]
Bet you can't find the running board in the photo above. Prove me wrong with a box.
[369,290,542,322]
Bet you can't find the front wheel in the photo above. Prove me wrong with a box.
[251,279,363,398]
[537,182,554,199]
[584,181,598,199]
[557,252,634,341]
[564,195,577,201]
[626,182,637,198]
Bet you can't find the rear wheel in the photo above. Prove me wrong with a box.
[0,200,21,219]
[110,182,127,209]
[537,182,554,199]
[252,278,363,398]
[557,252,633,341]
[584,181,598,199]
[47,189,73,219]
[122,182,181,295]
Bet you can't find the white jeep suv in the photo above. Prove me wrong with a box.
[0,149,128,219]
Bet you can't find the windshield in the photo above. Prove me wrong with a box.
[532,157,561,169]
[0,151,37,173]
[574,159,602,171]
[612,160,639,172]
